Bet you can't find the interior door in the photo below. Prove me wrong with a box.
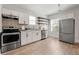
[59,18,75,43]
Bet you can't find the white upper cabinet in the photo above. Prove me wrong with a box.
[2,8,29,24]
[2,8,12,15]
[19,12,29,24]
[11,10,19,16]
[19,12,24,24]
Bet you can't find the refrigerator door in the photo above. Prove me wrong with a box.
[59,18,75,43]
[60,33,74,43]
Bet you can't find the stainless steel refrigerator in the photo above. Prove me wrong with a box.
[59,18,75,43]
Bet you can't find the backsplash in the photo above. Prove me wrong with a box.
[2,18,19,29]
[2,18,40,30]
[2,18,27,30]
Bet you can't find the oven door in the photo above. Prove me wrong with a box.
[1,32,20,46]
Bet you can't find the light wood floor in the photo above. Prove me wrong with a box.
[2,37,79,55]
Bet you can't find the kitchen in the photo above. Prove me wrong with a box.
[0,4,79,55]
[0,4,48,53]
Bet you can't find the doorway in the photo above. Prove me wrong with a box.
[50,19,59,38]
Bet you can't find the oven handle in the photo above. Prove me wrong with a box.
[2,32,20,36]
[1,32,20,46]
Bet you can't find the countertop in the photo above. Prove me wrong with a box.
[20,29,42,31]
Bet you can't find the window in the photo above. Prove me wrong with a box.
[51,19,59,33]
[29,16,36,25]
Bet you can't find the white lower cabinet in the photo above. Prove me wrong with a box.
[33,31,41,42]
[21,31,27,46]
[21,30,41,46]
[37,31,41,40]
[27,31,33,43]
[32,31,36,42]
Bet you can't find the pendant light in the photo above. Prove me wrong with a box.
[58,4,61,12]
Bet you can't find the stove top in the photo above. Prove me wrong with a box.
[2,29,20,33]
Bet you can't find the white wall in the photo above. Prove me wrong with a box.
[0,5,2,33]
[48,6,79,43]
[72,7,79,43]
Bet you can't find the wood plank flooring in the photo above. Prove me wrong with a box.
[2,37,79,55]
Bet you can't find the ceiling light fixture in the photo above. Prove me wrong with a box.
[58,4,61,12]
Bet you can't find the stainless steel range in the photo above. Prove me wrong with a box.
[1,14,21,53]
[1,29,21,53]
[41,30,46,40]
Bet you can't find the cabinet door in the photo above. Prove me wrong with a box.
[33,31,41,42]
[2,8,12,15]
[26,14,29,24]
[23,14,29,24]
[35,31,41,41]
[21,31,26,46]
[25,31,30,44]
[28,31,33,43]
[19,13,25,24]
[37,31,41,40]
[32,31,37,42]
[12,10,19,16]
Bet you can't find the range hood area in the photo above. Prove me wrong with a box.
[2,14,19,29]
[2,14,19,20]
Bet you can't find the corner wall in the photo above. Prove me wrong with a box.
[47,6,79,43]
[0,5,2,33]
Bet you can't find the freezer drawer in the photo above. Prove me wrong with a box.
[59,33,74,43]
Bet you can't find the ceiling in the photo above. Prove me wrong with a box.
[2,4,78,17]
[18,4,77,16]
